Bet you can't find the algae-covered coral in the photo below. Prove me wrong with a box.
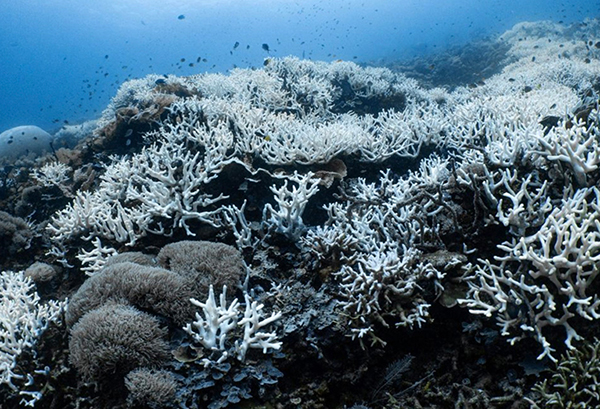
[1,18,600,409]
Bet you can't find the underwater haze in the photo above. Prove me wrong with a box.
[0,0,598,134]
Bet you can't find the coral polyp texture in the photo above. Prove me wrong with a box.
[1,18,600,409]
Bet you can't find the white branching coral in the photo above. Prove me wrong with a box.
[263,171,320,240]
[47,57,436,248]
[537,119,600,186]
[31,161,71,188]
[483,169,552,236]
[183,285,281,366]
[300,158,454,344]
[75,237,118,276]
[48,114,240,246]
[40,19,600,372]
[0,270,65,405]
[221,201,258,250]
[461,186,600,361]
[335,248,443,346]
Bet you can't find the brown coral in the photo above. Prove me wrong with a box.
[157,240,246,298]
[65,262,195,327]
[69,301,170,382]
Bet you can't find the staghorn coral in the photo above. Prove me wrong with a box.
[15,17,600,409]
[183,284,282,366]
[0,270,65,405]
[63,241,266,408]
[527,338,600,408]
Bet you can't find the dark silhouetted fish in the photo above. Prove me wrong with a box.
[178,14,185,20]
[262,43,270,52]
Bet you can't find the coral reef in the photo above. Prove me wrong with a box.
[1,17,600,409]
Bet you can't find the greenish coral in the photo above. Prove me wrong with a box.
[528,338,600,408]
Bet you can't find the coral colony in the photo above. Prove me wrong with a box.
[1,18,600,408]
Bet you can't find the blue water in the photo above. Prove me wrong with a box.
[0,0,598,134]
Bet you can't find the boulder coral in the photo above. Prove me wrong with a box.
[69,301,170,382]
[0,125,53,161]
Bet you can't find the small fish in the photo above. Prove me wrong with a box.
[178,14,185,20]
[197,57,202,63]
[104,54,109,59]
[180,58,185,62]
[233,41,239,49]
[262,43,270,52]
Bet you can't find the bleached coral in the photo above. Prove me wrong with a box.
[31,161,71,189]
[75,237,118,276]
[47,57,434,249]
[263,171,320,240]
[484,169,552,236]
[334,248,443,346]
[301,158,455,344]
[537,119,600,186]
[461,186,600,361]
[183,285,281,366]
[41,21,600,373]
[48,112,240,246]
[0,270,65,404]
